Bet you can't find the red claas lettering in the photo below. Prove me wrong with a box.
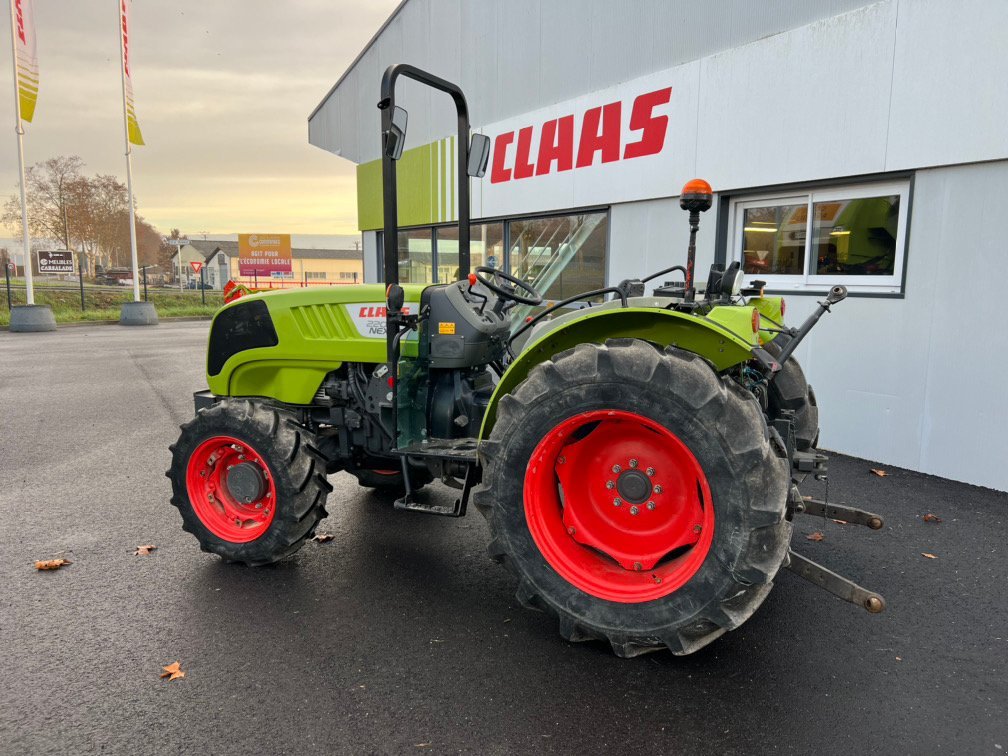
[489,87,671,184]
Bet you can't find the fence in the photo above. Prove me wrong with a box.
[2,272,224,322]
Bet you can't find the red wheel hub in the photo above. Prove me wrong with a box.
[185,435,276,543]
[524,410,715,603]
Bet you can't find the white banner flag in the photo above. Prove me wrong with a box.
[119,0,143,145]
[12,0,39,122]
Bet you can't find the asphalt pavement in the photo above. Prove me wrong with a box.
[0,321,1005,755]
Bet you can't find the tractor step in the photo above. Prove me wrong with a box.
[796,498,884,529]
[393,451,479,518]
[395,438,479,463]
[786,549,886,614]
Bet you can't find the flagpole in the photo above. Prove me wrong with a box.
[117,0,140,303]
[8,0,32,304]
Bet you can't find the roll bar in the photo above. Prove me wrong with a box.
[379,64,472,297]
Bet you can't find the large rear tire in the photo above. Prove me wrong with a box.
[474,339,791,657]
[763,333,819,450]
[168,399,332,566]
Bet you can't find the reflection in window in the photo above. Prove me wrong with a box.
[435,223,503,281]
[741,203,806,276]
[397,228,433,284]
[508,212,607,301]
[813,196,899,276]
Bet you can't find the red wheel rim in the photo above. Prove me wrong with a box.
[185,435,276,543]
[524,410,715,603]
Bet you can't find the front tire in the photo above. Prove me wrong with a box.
[474,339,791,657]
[168,399,332,566]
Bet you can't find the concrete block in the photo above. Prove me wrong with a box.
[8,304,57,333]
[119,301,159,326]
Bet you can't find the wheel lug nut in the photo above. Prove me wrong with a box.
[647,501,656,511]
[629,459,638,468]
[654,484,663,494]
[567,526,576,535]
[255,502,263,509]
[613,498,622,507]
[605,481,615,490]
[646,467,655,476]
[633,562,643,571]
[630,505,639,516]
[612,464,622,474]
[693,524,702,533]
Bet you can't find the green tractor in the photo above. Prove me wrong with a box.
[168,65,885,657]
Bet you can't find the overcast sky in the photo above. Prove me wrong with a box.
[0,0,399,241]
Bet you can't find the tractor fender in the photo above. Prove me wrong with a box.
[479,305,759,438]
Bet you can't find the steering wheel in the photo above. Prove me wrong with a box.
[473,266,543,306]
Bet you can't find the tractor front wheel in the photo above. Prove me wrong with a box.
[474,339,791,657]
[168,399,332,565]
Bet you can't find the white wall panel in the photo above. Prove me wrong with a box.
[696,0,896,191]
[771,161,1008,491]
[886,0,1008,170]
[608,196,718,287]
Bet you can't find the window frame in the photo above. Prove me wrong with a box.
[376,205,610,291]
[728,179,911,296]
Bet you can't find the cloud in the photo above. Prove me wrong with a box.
[0,0,398,236]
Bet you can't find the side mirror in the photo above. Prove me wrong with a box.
[383,106,408,160]
[467,133,491,178]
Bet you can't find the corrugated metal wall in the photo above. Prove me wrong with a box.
[310,0,878,163]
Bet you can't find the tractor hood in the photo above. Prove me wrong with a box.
[205,283,428,404]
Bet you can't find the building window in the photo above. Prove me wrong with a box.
[397,228,433,284]
[435,223,504,281]
[509,211,607,301]
[729,180,910,294]
[338,271,358,281]
[305,271,327,281]
[382,210,608,297]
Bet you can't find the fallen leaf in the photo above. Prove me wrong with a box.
[895,656,902,661]
[870,468,888,477]
[806,531,826,542]
[160,661,185,681]
[312,533,335,543]
[34,558,71,571]
[921,552,938,559]
[922,513,943,523]
[134,544,156,556]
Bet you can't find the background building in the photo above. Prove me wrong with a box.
[307,0,1008,491]
[170,240,364,290]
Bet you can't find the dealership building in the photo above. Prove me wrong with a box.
[308,0,1008,491]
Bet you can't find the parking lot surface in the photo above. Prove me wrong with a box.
[1,322,1005,754]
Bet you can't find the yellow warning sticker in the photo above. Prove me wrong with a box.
[438,322,456,335]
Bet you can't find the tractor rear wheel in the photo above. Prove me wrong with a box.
[168,399,332,566]
[474,339,791,657]
[764,333,819,450]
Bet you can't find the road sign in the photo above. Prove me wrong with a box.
[38,250,74,274]
[190,261,204,274]
[238,233,292,276]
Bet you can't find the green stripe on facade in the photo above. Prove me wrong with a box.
[356,136,458,231]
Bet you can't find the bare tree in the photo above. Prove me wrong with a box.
[2,155,84,250]
[4,155,172,278]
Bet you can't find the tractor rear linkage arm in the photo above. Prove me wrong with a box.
[786,495,886,613]
[751,284,849,375]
